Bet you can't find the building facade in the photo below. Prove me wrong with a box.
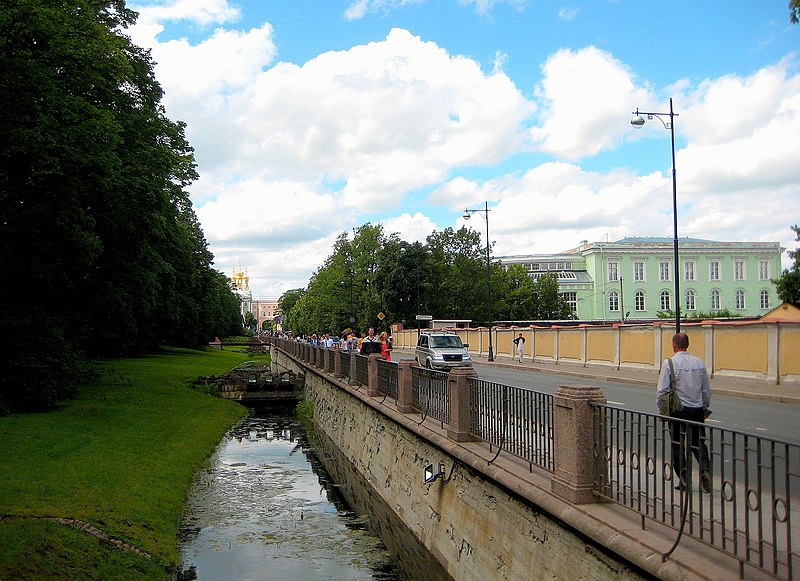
[229,265,281,331]
[498,237,784,322]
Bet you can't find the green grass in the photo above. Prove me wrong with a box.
[0,347,252,580]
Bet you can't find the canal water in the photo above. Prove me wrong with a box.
[177,408,449,581]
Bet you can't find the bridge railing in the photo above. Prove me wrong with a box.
[376,358,398,400]
[410,366,449,426]
[470,378,554,473]
[592,403,799,580]
[271,338,800,578]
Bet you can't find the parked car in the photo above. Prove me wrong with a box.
[415,331,472,370]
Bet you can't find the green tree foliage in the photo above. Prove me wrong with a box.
[0,1,240,411]
[791,0,800,23]
[532,272,574,320]
[773,225,800,307]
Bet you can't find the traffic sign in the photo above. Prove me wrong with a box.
[415,314,433,320]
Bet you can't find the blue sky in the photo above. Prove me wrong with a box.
[127,0,799,297]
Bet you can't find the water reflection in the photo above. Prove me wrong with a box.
[178,410,399,581]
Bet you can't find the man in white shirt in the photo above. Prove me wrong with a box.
[656,333,712,493]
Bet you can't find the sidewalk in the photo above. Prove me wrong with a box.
[393,349,800,405]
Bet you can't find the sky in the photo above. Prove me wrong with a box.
[126,0,800,298]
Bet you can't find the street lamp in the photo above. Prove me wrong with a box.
[463,201,494,362]
[631,98,681,332]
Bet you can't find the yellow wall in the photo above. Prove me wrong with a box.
[558,330,582,360]
[714,327,768,374]
[535,330,555,358]
[780,326,800,377]
[391,322,800,383]
[586,329,614,363]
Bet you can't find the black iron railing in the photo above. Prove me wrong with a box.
[592,404,798,580]
[354,354,369,386]
[377,358,398,399]
[469,378,554,473]
[411,366,449,426]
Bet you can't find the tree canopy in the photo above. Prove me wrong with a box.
[0,1,241,411]
[279,222,574,337]
[773,225,800,307]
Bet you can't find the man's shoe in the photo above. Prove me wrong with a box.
[700,474,711,494]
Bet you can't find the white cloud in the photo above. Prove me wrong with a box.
[132,0,240,27]
[530,46,650,160]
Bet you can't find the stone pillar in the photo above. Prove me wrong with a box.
[446,367,479,442]
[551,385,606,504]
[348,354,358,386]
[397,359,415,413]
[366,354,381,397]
[333,349,342,378]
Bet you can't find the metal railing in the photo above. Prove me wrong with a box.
[339,351,351,380]
[469,378,554,473]
[377,359,398,399]
[592,404,799,580]
[411,367,449,426]
[354,354,369,386]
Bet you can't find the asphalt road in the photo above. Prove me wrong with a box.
[472,363,800,446]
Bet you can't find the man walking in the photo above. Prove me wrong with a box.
[512,333,525,363]
[656,333,712,493]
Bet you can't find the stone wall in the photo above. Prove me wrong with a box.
[273,349,655,580]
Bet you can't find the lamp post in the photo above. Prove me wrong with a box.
[463,201,494,362]
[631,98,681,333]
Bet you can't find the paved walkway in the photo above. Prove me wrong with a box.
[394,349,800,405]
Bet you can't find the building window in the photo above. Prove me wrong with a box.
[633,261,645,282]
[710,289,721,310]
[760,289,770,309]
[735,289,746,309]
[660,289,671,311]
[734,260,746,281]
[608,290,620,312]
[634,290,646,311]
[562,292,577,313]
[709,261,720,281]
[684,260,696,281]
[608,261,619,282]
[685,289,696,311]
[759,259,770,281]
[659,261,671,282]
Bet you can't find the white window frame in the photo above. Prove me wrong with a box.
[760,289,770,309]
[608,290,620,312]
[660,289,671,311]
[735,289,746,309]
[684,260,696,282]
[633,260,646,282]
[710,289,721,310]
[759,259,770,281]
[709,260,720,281]
[734,260,746,281]
[607,260,619,282]
[685,289,696,311]
[659,261,671,282]
[634,290,646,312]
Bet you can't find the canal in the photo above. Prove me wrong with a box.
[177,407,449,581]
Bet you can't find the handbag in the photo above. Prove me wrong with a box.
[666,358,683,416]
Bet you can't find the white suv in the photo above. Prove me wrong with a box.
[415,332,472,370]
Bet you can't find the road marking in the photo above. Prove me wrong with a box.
[607,400,626,406]
[707,418,721,424]
[755,427,767,432]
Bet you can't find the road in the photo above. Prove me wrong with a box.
[472,363,800,446]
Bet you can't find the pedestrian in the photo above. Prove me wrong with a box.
[379,331,392,361]
[512,333,525,363]
[656,333,712,493]
[360,328,382,355]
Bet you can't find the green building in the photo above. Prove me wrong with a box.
[497,237,784,322]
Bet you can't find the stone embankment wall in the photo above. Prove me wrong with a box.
[273,349,657,581]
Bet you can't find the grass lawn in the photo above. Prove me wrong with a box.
[0,346,254,580]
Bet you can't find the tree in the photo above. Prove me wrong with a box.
[0,1,241,411]
[791,0,800,23]
[532,273,574,320]
[773,225,800,306]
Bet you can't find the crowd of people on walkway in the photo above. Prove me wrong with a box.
[300,327,393,360]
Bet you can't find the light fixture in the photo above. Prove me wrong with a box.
[629,99,681,332]
[462,201,494,361]
[424,463,446,483]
